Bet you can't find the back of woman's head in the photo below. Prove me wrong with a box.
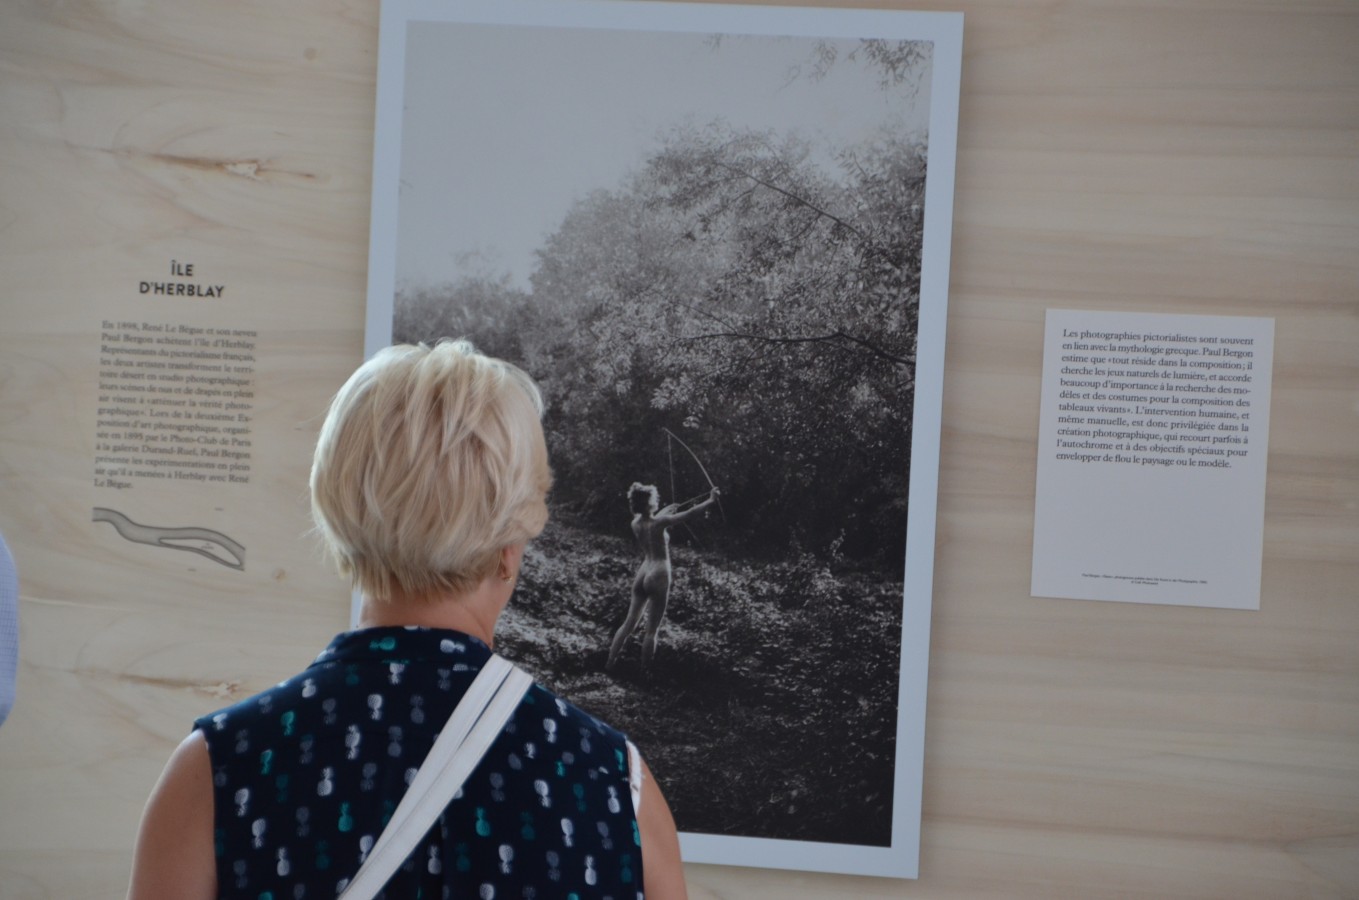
[310,340,552,601]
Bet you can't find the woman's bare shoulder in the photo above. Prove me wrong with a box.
[127,731,216,900]
[635,752,688,900]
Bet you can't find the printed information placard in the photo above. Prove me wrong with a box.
[1032,309,1275,609]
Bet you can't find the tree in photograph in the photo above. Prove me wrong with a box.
[644,122,925,565]
[526,120,926,568]
[799,38,932,91]
[393,274,530,364]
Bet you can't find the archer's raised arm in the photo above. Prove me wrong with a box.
[655,488,719,526]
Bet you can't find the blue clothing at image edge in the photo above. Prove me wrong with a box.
[196,626,644,899]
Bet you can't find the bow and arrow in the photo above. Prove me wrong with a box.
[660,427,727,535]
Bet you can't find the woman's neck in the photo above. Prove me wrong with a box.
[356,578,510,647]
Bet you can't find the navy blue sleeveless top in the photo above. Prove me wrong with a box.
[195,626,643,899]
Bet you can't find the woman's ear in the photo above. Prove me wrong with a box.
[498,544,525,582]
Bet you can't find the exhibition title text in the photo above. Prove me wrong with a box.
[138,259,225,298]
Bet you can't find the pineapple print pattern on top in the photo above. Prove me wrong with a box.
[196,627,643,899]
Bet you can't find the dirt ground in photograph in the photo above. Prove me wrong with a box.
[497,517,904,846]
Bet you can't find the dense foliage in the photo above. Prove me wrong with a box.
[396,122,926,569]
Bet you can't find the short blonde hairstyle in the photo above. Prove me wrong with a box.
[310,340,551,601]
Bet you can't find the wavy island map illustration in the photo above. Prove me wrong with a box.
[93,507,245,570]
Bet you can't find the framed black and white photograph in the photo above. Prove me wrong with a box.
[364,0,962,878]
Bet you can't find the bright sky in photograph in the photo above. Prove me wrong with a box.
[398,21,933,290]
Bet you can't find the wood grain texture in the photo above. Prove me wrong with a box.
[1,0,1355,897]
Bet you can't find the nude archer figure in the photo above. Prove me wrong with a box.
[607,482,720,671]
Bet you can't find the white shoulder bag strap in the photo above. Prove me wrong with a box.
[338,654,533,900]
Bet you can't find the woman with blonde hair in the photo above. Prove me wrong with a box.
[129,340,686,899]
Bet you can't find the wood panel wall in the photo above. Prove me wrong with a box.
[1,1,1355,897]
